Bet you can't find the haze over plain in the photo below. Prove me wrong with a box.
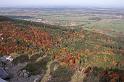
[0,0,124,8]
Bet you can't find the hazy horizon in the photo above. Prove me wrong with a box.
[0,0,124,8]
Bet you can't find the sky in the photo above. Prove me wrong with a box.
[0,0,124,8]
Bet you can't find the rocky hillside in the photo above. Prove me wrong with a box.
[0,16,124,82]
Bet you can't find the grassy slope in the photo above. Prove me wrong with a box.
[0,16,124,82]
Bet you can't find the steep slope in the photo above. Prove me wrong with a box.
[0,16,124,82]
[0,17,51,55]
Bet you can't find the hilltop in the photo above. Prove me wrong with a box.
[0,16,124,82]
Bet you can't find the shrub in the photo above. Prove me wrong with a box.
[12,55,29,65]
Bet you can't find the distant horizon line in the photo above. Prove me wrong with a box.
[0,5,124,9]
